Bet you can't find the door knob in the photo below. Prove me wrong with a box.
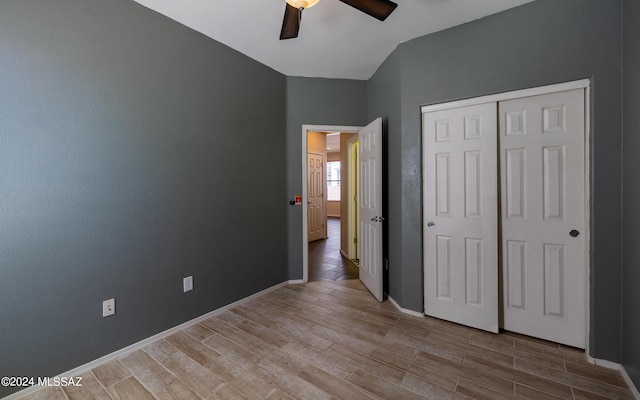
[570,229,580,237]
[427,221,435,228]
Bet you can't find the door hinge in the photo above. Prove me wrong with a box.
[354,238,357,244]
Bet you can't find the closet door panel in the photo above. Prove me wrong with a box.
[423,103,499,333]
[500,89,586,349]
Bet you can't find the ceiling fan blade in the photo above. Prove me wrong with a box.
[339,0,398,21]
[280,4,302,40]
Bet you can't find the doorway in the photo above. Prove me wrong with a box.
[301,125,363,283]
[306,130,359,281]
[300,119,384,300]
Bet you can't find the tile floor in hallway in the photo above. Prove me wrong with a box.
[308,217,358,282]
[15,280,636,400]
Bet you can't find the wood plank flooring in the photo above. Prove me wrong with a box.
[18,280,635,400]
[308,217,358,282]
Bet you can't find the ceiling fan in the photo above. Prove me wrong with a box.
[280,0,398,40]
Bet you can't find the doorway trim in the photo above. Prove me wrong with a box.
[347,135,360,261]
[301,124,364,283]
[421,78,591,354]
[420,79,590,114]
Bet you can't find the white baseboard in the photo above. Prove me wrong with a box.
[2,281,290,400]
[288,279,305,284]
[621,366,640,399]
[388,295,424,318]
[585,357,639,399]
[587,356,621,370]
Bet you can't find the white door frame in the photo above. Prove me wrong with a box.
[347,135,360,260]
[421,78,591,353]
[301,124,364,283]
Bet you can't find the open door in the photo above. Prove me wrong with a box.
[359,118,383,301]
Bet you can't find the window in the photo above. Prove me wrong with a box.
[326,161,340,201]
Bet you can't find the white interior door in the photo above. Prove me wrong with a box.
[423,103,499,333]
[500,89,586,348]
[308,153,325,242]
[359,118,383,301]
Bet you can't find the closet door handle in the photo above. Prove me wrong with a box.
[570,229,580,238]
[427,221,435,229]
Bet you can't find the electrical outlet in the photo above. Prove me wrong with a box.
[183,276,193,292]
[102,298,115,317]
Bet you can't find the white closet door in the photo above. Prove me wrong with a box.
[500,89,586,348]
[423,103,499,333]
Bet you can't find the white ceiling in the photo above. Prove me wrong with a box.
[133,0,534,80]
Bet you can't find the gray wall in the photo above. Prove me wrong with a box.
[368,0,623,361]
[623,0,640,388]
[0,0,287,396]
[286,77,367,279]
[0,0,633,395]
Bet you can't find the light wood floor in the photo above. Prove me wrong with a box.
[19,280,635,400]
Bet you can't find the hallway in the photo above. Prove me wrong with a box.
[308,217,358,281]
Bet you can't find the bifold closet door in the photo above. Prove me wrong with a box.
[423,103,499,333]
[500,89,586,348]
